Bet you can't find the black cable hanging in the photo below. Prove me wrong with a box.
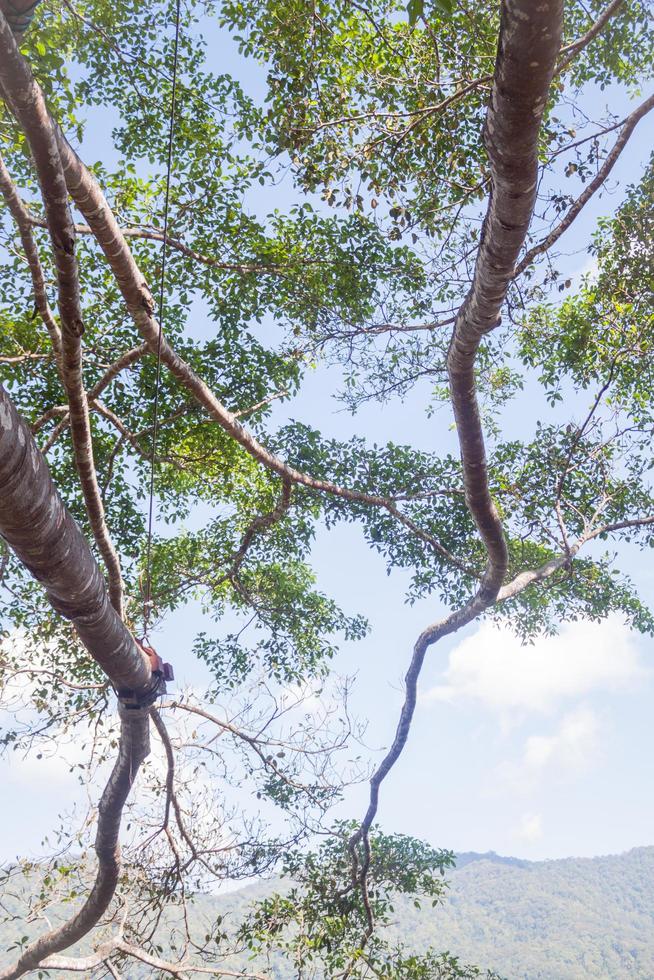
[143,0,182,639]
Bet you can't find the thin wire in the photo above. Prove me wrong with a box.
[143,0,181,637]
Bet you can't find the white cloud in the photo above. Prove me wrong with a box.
[422,617,645,715]
[523,705,599,774]
[572,253,599,286]
[516,812,543,842]
[491,705,603,797]
[277,679,329,720]
[5,724,113,789]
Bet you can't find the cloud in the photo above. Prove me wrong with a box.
[422,617,645,715]
[516,812,543,843]
[491,705,603,798]
[572,253,599,285]
[523,705,600,774]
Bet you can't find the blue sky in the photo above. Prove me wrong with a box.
[2,10,654,869]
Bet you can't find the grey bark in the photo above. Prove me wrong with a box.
[0,9,125,615]
[0,384,149,690]
[0,385,153,979]
[355,0,565,857]
[447,0,564,599]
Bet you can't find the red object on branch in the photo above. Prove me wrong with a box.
[137,640,175,684]
[114,641,174,709]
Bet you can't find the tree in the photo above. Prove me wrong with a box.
[0,0,652,976]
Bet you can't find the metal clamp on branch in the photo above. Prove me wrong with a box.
[1,0,40,36]
[117,640,174,711]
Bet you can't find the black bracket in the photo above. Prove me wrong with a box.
[4,0,41,36]
[117,640,174,710]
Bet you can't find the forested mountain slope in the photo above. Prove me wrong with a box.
[4,847,653,978]
[410,847,654,978]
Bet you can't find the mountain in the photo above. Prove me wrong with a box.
[393,846,654,978]
[3,846,654,978]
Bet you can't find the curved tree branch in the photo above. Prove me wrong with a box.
[516,91,654,277]
[0,151,63,367]
[0,382,154,977]
[349,0,565,942]
[0,383,149,688]
[447,0,563,598]
[0,11,125,614]
[0,705,150,980]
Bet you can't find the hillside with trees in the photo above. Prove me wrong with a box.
[4,848,654,978]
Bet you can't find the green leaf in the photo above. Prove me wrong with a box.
[406,0,423,27]
[408,0,453,22]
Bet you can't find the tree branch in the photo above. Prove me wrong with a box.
[0,380,155,979]
[557,0,625,75]
[447,0,563,599]
[516,91,654,277]
[36,102,459,525]
[0,150,63,366]
[0,383,150,688]
[25,215,325,276]
[349,0,564,944]
[0,12,125,614]
[0,705,150,980]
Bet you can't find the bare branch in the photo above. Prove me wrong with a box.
[0,351,52,363]
[25,212,324,275]
[516,91,654,277]
[32,343,150,459]
[0,705,150,980]
[588,514,654,539]
[88,343,150,399]
[557,0,625,75]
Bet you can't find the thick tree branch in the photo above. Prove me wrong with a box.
[0,384,150,687]
[447,0,563,599]
[349,0,564,943]
[0,705,150,980]
[44,941,272,979]
[0,12,125,614]
[0,379,157,977]
[0,0,40,37]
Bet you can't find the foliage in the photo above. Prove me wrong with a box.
[0,0,653,974]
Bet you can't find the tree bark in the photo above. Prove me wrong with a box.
[0,0,40,37]
[0,384,149,691]
[0,9,125,615]
[447,0,564,599]
[352,0,565,871]
[0,383,155,978]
